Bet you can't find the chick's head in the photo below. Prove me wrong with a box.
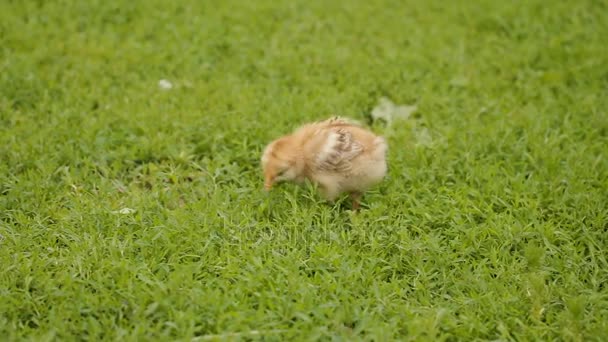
[261,137,302,190]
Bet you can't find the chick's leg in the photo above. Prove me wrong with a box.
[349,192,362,211]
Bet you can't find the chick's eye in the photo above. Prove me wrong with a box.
[277,169,287,176]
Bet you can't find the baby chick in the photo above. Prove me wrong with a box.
[261,117,388,210]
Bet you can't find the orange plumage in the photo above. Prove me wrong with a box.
[261,117,388,209]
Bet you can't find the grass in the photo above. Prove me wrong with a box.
[1,0,607,340]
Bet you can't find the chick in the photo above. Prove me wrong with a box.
[261,117,388,210]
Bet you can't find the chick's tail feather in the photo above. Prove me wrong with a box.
[373,137,388,157]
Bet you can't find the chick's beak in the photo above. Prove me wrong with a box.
[264,175,274,191]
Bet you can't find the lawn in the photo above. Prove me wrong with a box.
[1,0,607,340]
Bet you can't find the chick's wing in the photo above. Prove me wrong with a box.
[315,127,363,173]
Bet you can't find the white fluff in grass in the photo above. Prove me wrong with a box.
[158,79,173,90]
[112,208,136,215]
[370,97,443,147]
[371,97,417,125]
[415,127,434,147]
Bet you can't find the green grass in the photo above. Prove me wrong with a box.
[1,0,607,340]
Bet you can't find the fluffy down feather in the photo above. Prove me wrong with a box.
[261,117,388,209]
